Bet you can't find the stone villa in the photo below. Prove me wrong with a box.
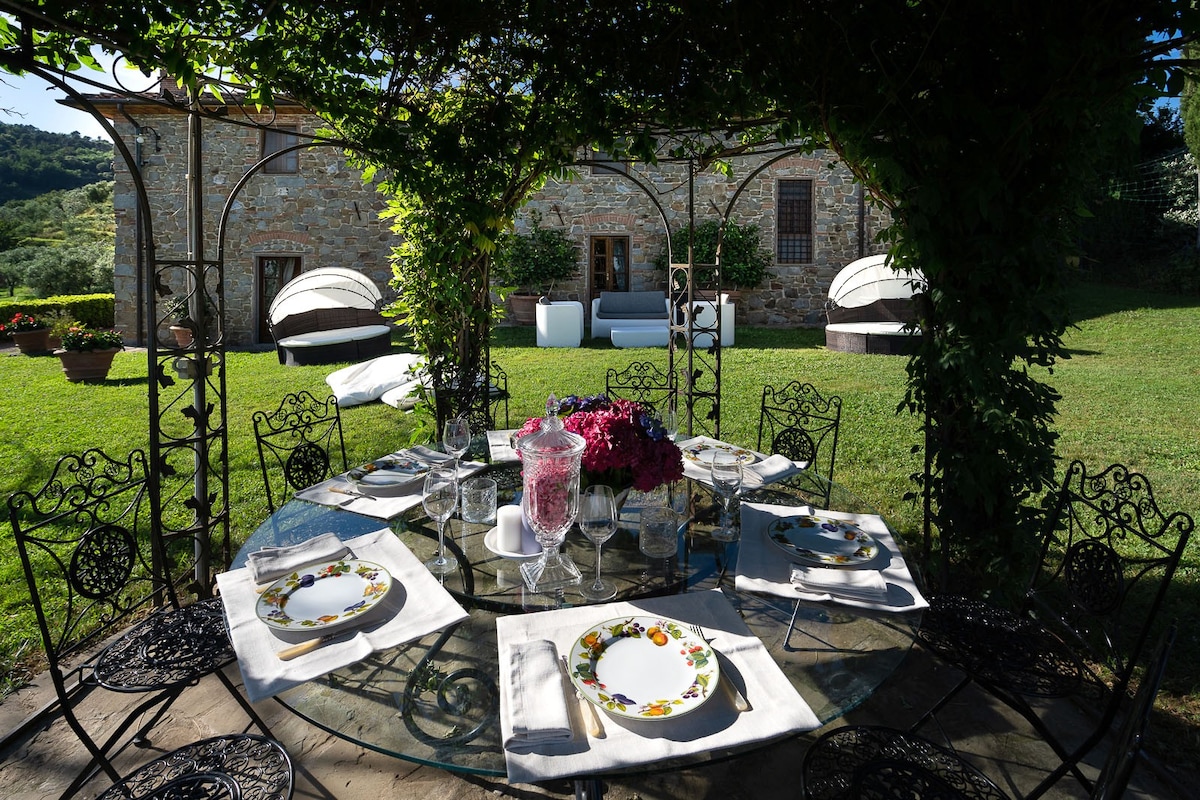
[79,81,889,346]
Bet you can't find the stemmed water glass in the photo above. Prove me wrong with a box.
[422,464,459,575]
[662,407,679,443]
[710,451,743,542]
[578,485,618,601]
[443,416,471,473]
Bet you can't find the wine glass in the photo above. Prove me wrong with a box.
[578,485,618,601]
[443,416,471,473]
[662,407,680,443]
[422,465,459,575]
[710,450,743,542]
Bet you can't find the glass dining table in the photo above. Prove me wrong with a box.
[232,459,924,784]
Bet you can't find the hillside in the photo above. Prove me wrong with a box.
[0,121,112,205]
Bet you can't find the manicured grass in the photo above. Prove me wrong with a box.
[2,282,1198,761]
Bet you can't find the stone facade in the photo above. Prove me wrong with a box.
[106,101,396,346]
[521,153,890,326]
[103,97,888,344]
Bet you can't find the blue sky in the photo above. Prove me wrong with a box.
[0,73,110,139]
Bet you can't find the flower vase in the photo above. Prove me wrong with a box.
[55,348,120,383]
[516,394,586,592]
[11,328,51,355]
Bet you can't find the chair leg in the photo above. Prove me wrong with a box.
[909,672,972,733]
[215,665,276,737]
[57,684,188,799]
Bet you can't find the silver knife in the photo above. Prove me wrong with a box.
[329,485,377,501]
[277,627,361,660]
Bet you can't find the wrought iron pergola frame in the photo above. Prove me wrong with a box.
[3,30,814,588]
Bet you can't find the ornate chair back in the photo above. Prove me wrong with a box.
[1025,461,1192,698]
[252,391,347,512]
[605,360,676,416]
[7,447,251,796]
[756,381,842,482]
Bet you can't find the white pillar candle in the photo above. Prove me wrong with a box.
[496,505,524,553]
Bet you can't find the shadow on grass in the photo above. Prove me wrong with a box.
[1068,280,1200,323]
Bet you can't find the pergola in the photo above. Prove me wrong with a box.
[0,41,813,588]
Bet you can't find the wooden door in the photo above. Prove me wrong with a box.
[258,256,302,342]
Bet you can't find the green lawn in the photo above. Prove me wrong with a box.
[2,281,1198,757]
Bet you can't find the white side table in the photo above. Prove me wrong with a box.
[535,301,584,347]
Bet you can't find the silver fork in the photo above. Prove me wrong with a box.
[689,624,750,712]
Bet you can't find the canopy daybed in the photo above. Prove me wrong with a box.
[825,254,926,355]
[267,267,393,366]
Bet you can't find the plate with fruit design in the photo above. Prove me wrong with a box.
[566,616,719,720]
[255,559,392,631]
[346,456,428,495]
[766,514,879,566]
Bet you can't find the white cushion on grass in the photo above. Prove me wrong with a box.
[325,353,425,407]
[380,374,430,410]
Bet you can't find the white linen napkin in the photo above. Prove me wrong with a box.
[790,564,889,602]
[488,429,520,463]
[676,436,800,490]
[496,589,820,786]
[246,531,351,584]
[746,453,808,487]
[294,449,487,521]
[216,528,469,702]
[502,639,575,752]
[735,501,929,613]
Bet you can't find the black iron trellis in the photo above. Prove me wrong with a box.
[0,36,361,591]
[579,144,809,439]
[6,16,822,586]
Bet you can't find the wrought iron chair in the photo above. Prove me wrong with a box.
[605,360,676,416]
[801,624,1176,800]
[914,461,1192,798]
[253,390,347,512]
[757,381,842,504]
[7,448,273,799]
[95,734,294,800]
[490,360,510,428]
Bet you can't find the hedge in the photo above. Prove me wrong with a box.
[0,294,115,338]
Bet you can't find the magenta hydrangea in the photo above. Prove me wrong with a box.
[514,395,683,492]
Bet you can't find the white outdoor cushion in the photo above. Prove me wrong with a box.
[277,324,391,348]
[325,352,426,407]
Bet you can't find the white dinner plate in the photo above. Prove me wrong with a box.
[681,441,758,465]
[347,456,428,495]
[766,514,879,566]
[566,615,719,720]
[256,559,392,631]
[483,527,539,561]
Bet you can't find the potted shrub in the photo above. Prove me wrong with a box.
[164,293,213,347]
[55,325,125,383]
[655,219,773,298]
[493,211,581,324]
[1,312,52,355]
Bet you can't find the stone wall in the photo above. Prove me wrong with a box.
[111,109,397,345]
[111,104,890,343]
[516,151,892,327]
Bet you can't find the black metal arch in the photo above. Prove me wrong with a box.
[573,143,811,438]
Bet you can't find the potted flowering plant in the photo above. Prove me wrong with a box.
[1,312,52,355]
[55,325,125,383]
[513,394,684,493]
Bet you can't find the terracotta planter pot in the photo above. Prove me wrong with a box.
[11,328,52,355]
[169,324,195,347]
[509,293,540,325]
[55,348,121,383]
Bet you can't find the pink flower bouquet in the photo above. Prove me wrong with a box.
[514,394,684,492]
